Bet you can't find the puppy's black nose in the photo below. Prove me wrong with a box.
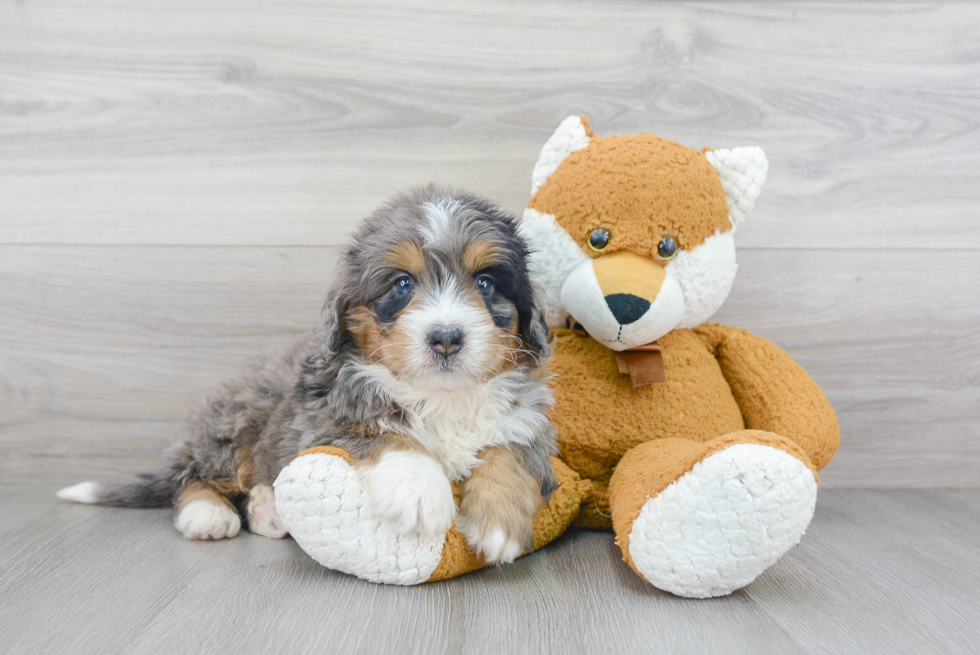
[605,294,651,325]
[428,326,464,356]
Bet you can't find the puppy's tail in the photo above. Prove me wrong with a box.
[57,471,177,508]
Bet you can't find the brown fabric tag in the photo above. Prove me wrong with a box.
[624,351,667,387]
[625,342,661,353]
[614,341,667,387]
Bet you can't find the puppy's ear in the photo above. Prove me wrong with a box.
[517,292,552,366]
[321,292,350,354]
[298,293,350,400]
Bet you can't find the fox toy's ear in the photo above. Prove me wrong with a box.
[704,147,769,229]
[530,116,594,197]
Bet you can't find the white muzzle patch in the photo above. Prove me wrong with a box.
[560,260,685,351]
[399,280,497,387]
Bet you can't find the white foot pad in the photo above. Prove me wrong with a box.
[628,444,817,598]
[176,500,241,540]
[274,453,447,585]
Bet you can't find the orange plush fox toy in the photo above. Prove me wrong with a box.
[274,117,840,598]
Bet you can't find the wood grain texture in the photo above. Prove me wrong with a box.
[2,2,978,651]
[1,2,978,487]
[1,1,979,249]
[1,486,977,654]
[1,245,977,487]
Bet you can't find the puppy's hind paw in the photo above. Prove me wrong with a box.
[246,484,288,539]
[176,500,241,540]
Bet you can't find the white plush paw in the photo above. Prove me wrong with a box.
[246,484,288,538]
[176,500,242,540]
[628,444,817,599]
[459,524,522,565]
[365,452,455,539]
[273,452,448,585]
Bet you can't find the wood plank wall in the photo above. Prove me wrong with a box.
[1,1,978,487]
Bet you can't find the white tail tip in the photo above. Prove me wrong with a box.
[57,482,101,504]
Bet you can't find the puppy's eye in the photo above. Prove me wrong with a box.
[656,235,678,261]
[393,275,414,295]
[588,228,610,252]
[475,274,495,297]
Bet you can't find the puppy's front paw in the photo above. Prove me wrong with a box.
[458,513,527,564]
[365,451,455,538]
[457,446,542,565]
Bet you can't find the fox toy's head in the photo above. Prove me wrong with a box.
[519,116,768,351]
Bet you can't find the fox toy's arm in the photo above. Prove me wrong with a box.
[694,324,840,470]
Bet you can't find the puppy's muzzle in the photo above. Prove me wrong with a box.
[428,326,464,357]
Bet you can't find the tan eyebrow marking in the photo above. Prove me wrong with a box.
[385,240,426,274]
[463,240,505,273]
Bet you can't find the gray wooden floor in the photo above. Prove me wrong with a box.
[1,487,976,654]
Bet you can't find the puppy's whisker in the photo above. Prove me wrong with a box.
[368,343,397,362]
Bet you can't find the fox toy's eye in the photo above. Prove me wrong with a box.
[393,275,415,295]
[588,228,611,252]
[476,274,495,297]
[656,235,678,261]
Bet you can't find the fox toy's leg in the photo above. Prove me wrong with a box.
[608,431,818,598]
[694,324,840,470]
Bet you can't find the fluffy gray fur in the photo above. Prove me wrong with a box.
[80,185,557,510]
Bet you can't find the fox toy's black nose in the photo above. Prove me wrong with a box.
[605,293,651,325]
[428,326,464,356]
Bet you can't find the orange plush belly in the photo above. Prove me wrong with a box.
[548,328,745,484]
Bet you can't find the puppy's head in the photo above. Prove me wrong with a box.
[327,186,549,389]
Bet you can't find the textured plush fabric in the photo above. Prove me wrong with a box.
[694,324,841,469]
[548,327,747,485]
[519,206,590,327]
[704,147,769,229]
[616,441,818,598]
[429,456,591,581]
[276,449,592,584]
[530,115,594,197]
[572,480,611,530]
[275,119,840,597]
[274,447,447,585]
[608,431,817,551]
[528,119,731,259]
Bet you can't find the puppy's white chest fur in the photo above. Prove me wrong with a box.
[365,366,552,480]
[409,388,514,480]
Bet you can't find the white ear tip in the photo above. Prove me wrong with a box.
[705,146,768,227]
[530,116,593,197]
